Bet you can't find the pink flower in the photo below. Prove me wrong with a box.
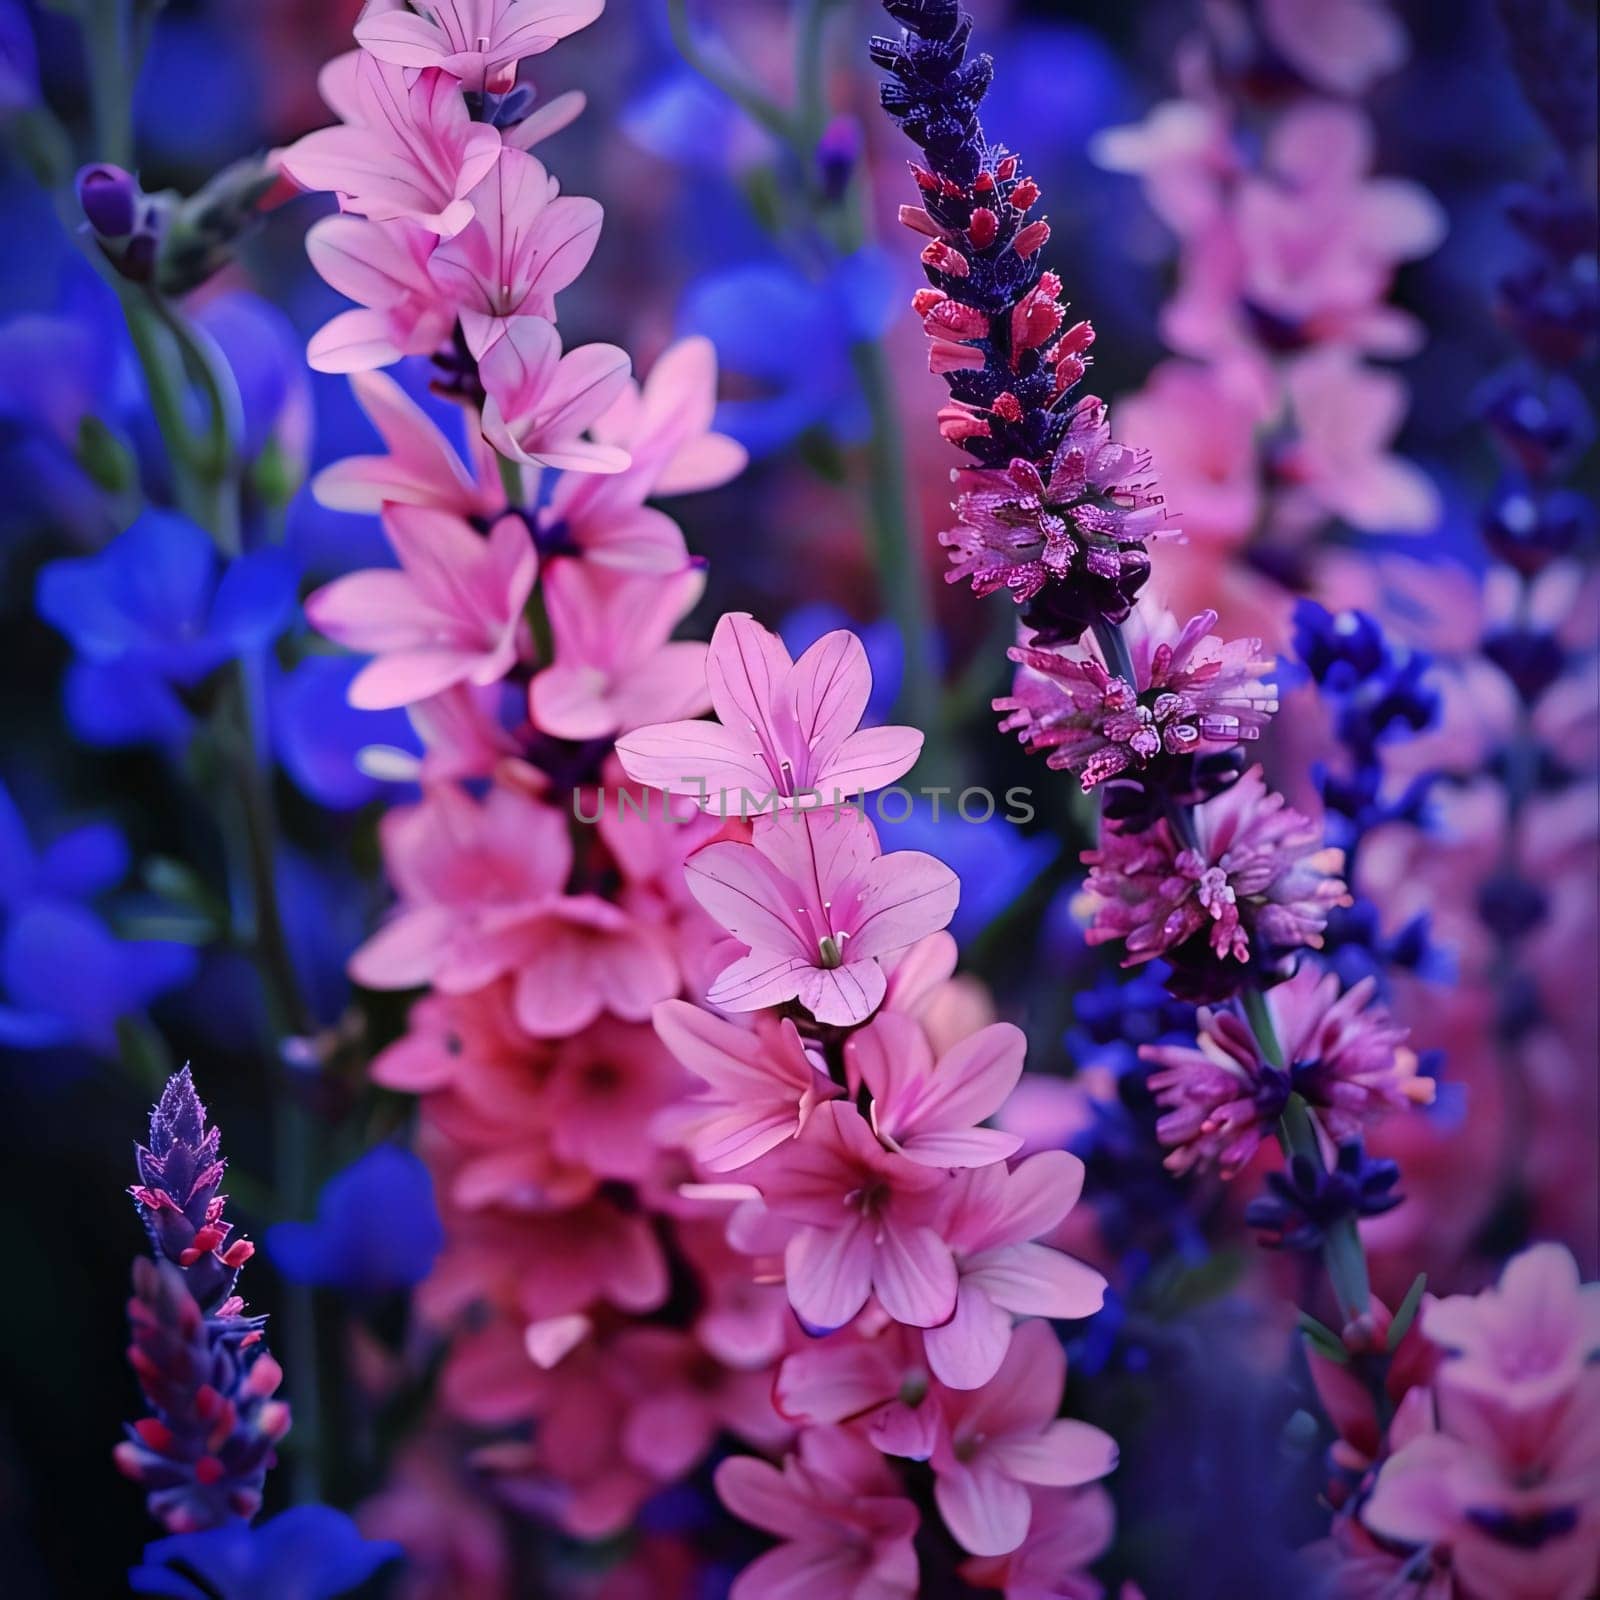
[616,612,922,813]
[540,336,746,573]
[1142,968,1434,1177]
[1259,0,1408,95]
[278,54,503,237]
[652,999,839,1172]
[306,506,537,709]
[1281,348,1440,533]
[304,217,459,373]
[528,562,709,740]
[715,1426,921,1600]
[312,370,502,518]
[845,1011,1025,1168]
[355,0,603,95]
[429,150,603,357]
[1084,766,1349,1000]
[959,1486,1115,1600]
[924,1152,1106,1391]
[755,1100,957,1330]
[478,316,633,473]
[683,810,960,1026]
[927,1321,1118,1557]
[997,600,1278,791]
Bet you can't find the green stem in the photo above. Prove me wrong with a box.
[84,0,134,168]
[666,0,801,147]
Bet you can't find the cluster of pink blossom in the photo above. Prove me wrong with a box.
[1310,1244,1600,1598]
[279,4,1117,1590]
[1093,0,1445,623]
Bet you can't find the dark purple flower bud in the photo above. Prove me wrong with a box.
[1482,624,1566,703]
[1483,479,1594,576]
[1246,1141,1402,1252]
[77,162,142,238]
[815,114,861,203]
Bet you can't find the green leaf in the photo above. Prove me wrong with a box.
[76,414,138,494]
[1387,1272,1428,1351]
[1298,1310,1349,1364]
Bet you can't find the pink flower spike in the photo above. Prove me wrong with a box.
[278,56,503,237]
[306,506,537,710]
[925,1151,1107,1390]
[311,369,501,519]
[684,810,960,1027]
[356,0,605,94]
[304,216,460,373]
[429,149,603,357]
[478,316,633,473]
[848,1011,1026,1168]
[930,1321,1118,1557]
[652,999,840,1172]
[616,612,923,813]
[758,1101,957,1330]
[529,561,709,741]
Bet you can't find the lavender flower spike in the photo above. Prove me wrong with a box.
[130,1064,254,1313]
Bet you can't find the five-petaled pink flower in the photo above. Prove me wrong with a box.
[755,1101,958,1331]
[430,149,604,357]
[279,53,503,237]
[616,612,923,814]
[306,505,537,709]
[479,316,633,473]
[928,1320,1119,1557]
[356,0,604,95]
[845,1010,1025,1168]
[684,809,960,1026]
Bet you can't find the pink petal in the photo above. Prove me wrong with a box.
[785,1221,874,1331]
[706,951,814,1014]
[918,1021,1027,1133]
[898,1127,1023,1168]
[307,309,404,373]
[347,905,457,989]
[796,960,888,1027]
[969,1242,1107,1320]
[873,1217,958,1329]
[814,725,925,798]
[935,1459,1032,1557]
[849,851,961,959]
[789,629,871,758]
[713,1457,813,1542]
[705,612,794,754]
[684,841,811,959]
[990,1419,1118,1487]
[924,1283,1015,1390]
[615,720,772,808]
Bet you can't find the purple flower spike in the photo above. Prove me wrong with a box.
[130,1066,254,1314]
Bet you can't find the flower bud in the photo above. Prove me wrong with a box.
[76,162,141,239]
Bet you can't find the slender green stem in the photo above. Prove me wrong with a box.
[85,0,134,167]
[666,0,801,147]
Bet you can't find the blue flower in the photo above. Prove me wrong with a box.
[0,783,195,1051]
[272,654,419,812]
[267,1145,443,1294]
[36,510,298,747]
[780,603,903,725]
[129,1506,401,1599]
[681,250,897,455]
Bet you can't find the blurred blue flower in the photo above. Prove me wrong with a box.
[267,1145,443,1294]
[0,783,195,1051]
[194,292,311,469]
[36,510,298,747]
[780,602,903,725]
[0,0,39,116]
[876,799,1056,945]
[272,654,418,812]
[129,1505,400,1599]
[682,250,897,456]
[623,68,755,170]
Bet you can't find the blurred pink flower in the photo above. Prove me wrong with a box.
[478,316,633,472]
[683,810,960,1026]
[845,1010,1025,1168]
[279,54,502,236]
[355,0,603,94]
[616,612,922,813]
[925,1151,1106,1391]
[1259,0,1408,96]
[528,562,709,740]
[755,1100,957,1330]
[959,1485,1116,1600]
[928,1321,1118,1557]
[715,1425,921,1600]
[998,599,1278,790]
[429,149,603,356]
[652,999,839,1173]
[306,505,537,708]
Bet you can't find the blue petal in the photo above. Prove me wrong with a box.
[0,0,41,115]
[834,249,898,343]
[193,292,306,463]
[35,820,130,900]
[106,510,221,645]
[271,655,418,811]
[62,660,194,749]
[266,1145,443,1294]
[209,547,299,650]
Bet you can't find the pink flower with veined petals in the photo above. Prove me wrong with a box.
[429,149,602,358]
[528,562,709,741]
[278,54,503,237]
[303,216,460,373]
[845,1010,1025,1169]
[997,599,1278,791]
[684,809,960,1026]
[716,1425,921,1600]
[928,1321,1118,1558]
[356,0,603,95]
[540,336,746,574]
[616,612,923,813]
[754,1100,957,1330]
[312,370,503,518]
[305,505,537,709]
[651,999,840,1173]
[924,1151,1106,1391]
[478,316,633,473]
